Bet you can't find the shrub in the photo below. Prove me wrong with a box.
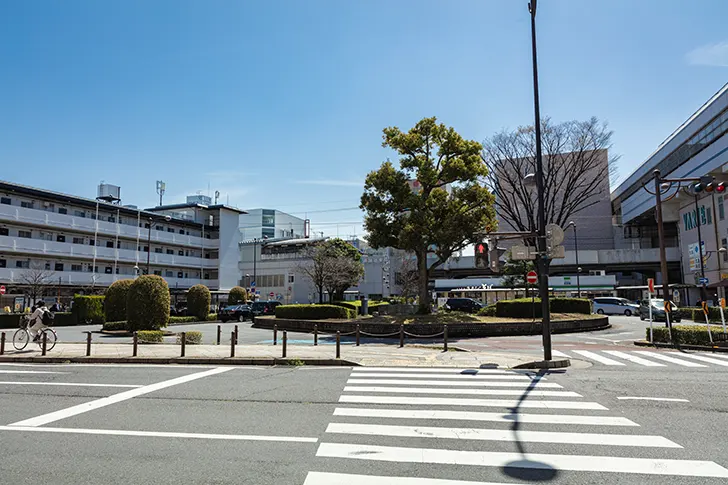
[206,313,218,321]
[691,307,725,323]
[176,331,203,345]
[332,301,358,311]
[479,304,496,317]
[496,298,542,318]
[276,304,355,320]
[169,316,197,324]
[72,295,106,324]
[187,285,211,321]
[0,314,21,327]
[52,312,75,326]
[104,279,134,323]
[550,298,591,314]
[102,321,127,331]
[332,300,389,315]
[126,275,170,331]
[136,330,164,343]
[650,325,727,346]
[228,286,248,305]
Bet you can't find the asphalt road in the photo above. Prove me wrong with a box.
[0,362,726,484]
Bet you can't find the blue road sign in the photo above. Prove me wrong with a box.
[251,281,256,287]
[699,277,709,285]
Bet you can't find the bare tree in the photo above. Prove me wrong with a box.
[297,239,364,303]
[481,117,620,233]
[323,255,364,302]
[17,262,56,305]
[296,245,329,304]
[396,254,420,301]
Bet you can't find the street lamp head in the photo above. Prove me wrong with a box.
[522,173,537,189]
[568,221,575,228]
[577,267,582,272]
[720,247,727,254]
[164,215,172,222]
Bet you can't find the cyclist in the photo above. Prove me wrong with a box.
[28,300,50,342]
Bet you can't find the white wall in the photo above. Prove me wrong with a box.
[217,208,242,291]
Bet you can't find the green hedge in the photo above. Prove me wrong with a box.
[691,308,726,323]
[479,304,496,317]
[276,304,355,320]
[102,321,127,331]
[53,312,75,326]
[126,275,170,331]
[169,316,197,324]
[176,331,203,345]
[72,295,106,324]
[104,279,134,323]
[206,313,218,321]
[650,325,728,346]
[676,307,699,321]
[228,286,248,306]
[136,330,164,343]
[550,298,591,314]
[495,298,591,318]
[0,314,22,328]
[187,285,211,321]
[332,300,389,315]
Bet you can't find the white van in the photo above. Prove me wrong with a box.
[592,297,640,316]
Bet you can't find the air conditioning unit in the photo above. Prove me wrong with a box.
[42,201,50,207]
[589,270,606,276]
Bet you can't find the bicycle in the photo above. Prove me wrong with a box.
[12,315,57,351]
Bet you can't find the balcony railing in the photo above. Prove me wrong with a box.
[0,267,218,289]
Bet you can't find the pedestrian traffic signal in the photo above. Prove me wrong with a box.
[475,240,489,269]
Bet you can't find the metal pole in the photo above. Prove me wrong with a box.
[230,332,235,357]
[234,324,239,345]
[573,223,581,298]
[399,324,404,348]
[314,324,318,346]
[85,331,91,356]
[529,0,551,361]
[654,170,673,340]
[41,331,47,356]
[356,323,360,346]
[336,331,341,359]
[180,332,186,357]
[217,325,221,345]
[0,332,5,355]
[443,325,448,352]
[273,324,277,345]
[282,330,287,358]
[253,239,257,299]
[133,331,138,357]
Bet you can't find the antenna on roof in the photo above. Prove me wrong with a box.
[156,181,166,207]
[214,190,220,205]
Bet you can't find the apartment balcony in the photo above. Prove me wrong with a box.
[0,235,219,269]
[0,267,217,289]
[0,203,218,249]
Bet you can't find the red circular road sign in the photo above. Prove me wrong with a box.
[526,271,538,284]
[0,285,6,295]
[269,292,275,298]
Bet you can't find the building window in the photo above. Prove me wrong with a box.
[58,207,67,214]
[178,271,183,278]
[143,246,149,252]
[18,230,31,238]
[73,237,84,244]
[105,267,113,274]
[155,248,163,254]
[262,227,275,238]
[0,259,5,268]
[204,273,210,279]
[106,241,114,248]
[56,235,65,242]
[178,250,184,256]
[74,210,86,218]
[144,223,150,229]
[166,249,174,255]
[156,225,163,231]
[89,239,95,246]
[108,216,116,222]
[44,262,51,270]
[720,196,725,221]
[0,197,10,205]
[55,263,64,271]
[153,270,162,276]
[165,271,174,277]
[20,201,34,209]
[179,229,185,234]
[71,264,82,272]
[288,275,295,283]
[0,227,8,236]
[16,260,29,269]
[167,228,175,233]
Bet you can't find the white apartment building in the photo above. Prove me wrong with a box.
[0,181,245,300]
[239,209,308,240]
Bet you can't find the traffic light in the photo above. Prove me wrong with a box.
[690,176,726,194]
[475,240,489,269]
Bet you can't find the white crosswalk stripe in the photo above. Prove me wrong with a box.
[675,353,728,367]
[339,395,606,410]
[303,472,516,485]
[350,372,537,380]
[602,350,666,367]
[342,386,581,398]
[346,378,563,388]
[632,351,707,367]
[572,350,626,366]
[560,349,728,368]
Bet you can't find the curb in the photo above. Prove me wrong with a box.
[633,340,728,353]
[512,359,571,370]
[0,356,360,366]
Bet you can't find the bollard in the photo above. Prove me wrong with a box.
[0,332,5,356]
[85,331,92,357]
[217,325,221,345]
[180,332,186,357]
[443,324,448,352]
[273,324,278,346]
[41,331,47,356]
[234,325,239,345]
[399,324,404,348]
[336,331,341,359]
[282,330,287,358]
[230,331,236,357]
[133,332,138,357]
[356,323,360,347]
[313,324,318,346]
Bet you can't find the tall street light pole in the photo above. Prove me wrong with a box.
[528,0,552,361]
[568,221,581,298]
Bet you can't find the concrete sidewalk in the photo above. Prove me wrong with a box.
[0,342,549,368]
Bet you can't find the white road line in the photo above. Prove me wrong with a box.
[342,386,580,398]
[603,351,666,367]
[352,367,512,374]
[325,423,679,448]
[0,425,317,443]
[316,443,728,478]
[349,373,536,381]
[617,397,690,403]
[572,350,626,366]
[9,367,233,427]
[339,395,608,410]
[677,353,728,367]
[346,379,563,388]
[0,381,141,388]
[0,370,66,374]
[303,471,521,485]
[705,352,728,360]
[633,351,706,367]
[333,407,638,426]
[550,350,570,358]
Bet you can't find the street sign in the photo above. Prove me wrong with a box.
[647,278,654,294]
[250,281,256,288]
[526,271,538,284]
[0,285,5,295]
[672,289,681,304]
[511,245,536,261]
[722,298,726,309]
[545,223,565,246]
[699,277,710,285]
[547,245,566,259]
[269,292,275,298]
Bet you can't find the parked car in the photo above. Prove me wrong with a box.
[444,298,483,314]
[219,304,251,323]
[250,300,281,317]
[639,300,682,322]
[592,297,640,316]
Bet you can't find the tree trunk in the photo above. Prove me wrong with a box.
[416,252,430,314]
[318,285,324,304]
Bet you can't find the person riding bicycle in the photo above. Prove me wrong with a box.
[28,300,51,342]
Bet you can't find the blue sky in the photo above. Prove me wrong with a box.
[1,0,727,238]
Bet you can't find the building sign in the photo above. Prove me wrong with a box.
[688,241,707,271]
[683,205,712,231]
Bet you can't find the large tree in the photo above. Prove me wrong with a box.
[297,239,364,303]
[361,117,497,313]
[481,117,619,233]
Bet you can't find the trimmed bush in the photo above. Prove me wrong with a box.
[276,304,355,320]
[650,325,727,346]
[102,321,127,331]
[187,285,211,321]
[691,307,725,323]
[332,300,390,315]
[136,330,164,343]
[0,314,22,327]
[479,304,496,317]
[176,331,203,345]
[228,286,248,305]
[550,298,591,314]
[126,275,170,331]
[104,279,134,323]
[169,316,197,324]
[72,295,106,324]
[677,307,699,321]
[53,312,75,326]
[206,313,218,321]
[495,297,592,318]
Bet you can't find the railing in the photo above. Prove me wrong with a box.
[0,267,217,288]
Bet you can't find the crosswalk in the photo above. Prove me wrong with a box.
[302,366,728,484]
[553,349,728,368]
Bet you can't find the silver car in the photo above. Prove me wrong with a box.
[592,297,640,316]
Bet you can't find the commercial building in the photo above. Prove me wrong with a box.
[239,209,308,241]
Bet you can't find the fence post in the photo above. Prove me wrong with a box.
[399,324,404,348]
[133,331,138,357]
[282,330,287,358]
[313,324,318,346]
[216,325,221,345]
[180,332,186,357]
[234,325,239,345]
[85,331,92,357]
[336,330,341,359]
[443,324,448,352]
[230,331,236,357]
[41,331,47,356]
[356,323,360,347]
[273,324,278,345]
[1,332,6,356]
